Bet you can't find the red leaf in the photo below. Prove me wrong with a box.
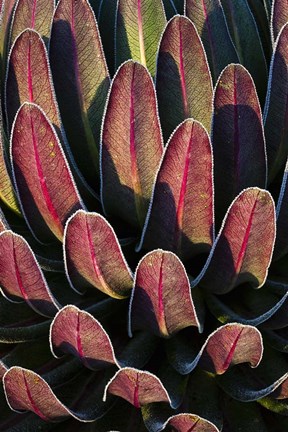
[271,0,288,42]
[100,60,163,228]
[11,103,83,242]
[164,414,220,432]
[129,250,200,338]
[64,210,133,298]
[139,119,214,260]
[156,15,213,141]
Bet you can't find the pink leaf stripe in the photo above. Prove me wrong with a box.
[116,0,166,76]
[0,231,59,316]
[264,23,288,182]
[156,15,213,141]
[163,414,220,432]
[103,367,173,408]
[139,119,213,260]
[192,188,275,294]
[49,0,110,185]
[5,29,61,134]
[173,323,263,375]
[50,305,120,370]
[101,61,163,228]
[271,0,288,42]
[129,249,200,338]
[3,366,108,422]
[64,210,133,298]
[11,103,83,243]
[9,0,55,47]
[186,0,239,82]
[212,64,267,224]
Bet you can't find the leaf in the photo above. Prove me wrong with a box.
[212,64,267,225]
[64,210,133,298]
[115,0,166,76]
[100,60,163,229]
[103,367,174,408]
[163,414,220,432]
[185,0,239,82]
[11,103,83,243]
[271,0,288,43]
[0,206,9,231]
[221,0,268,105]
[0,0,17,75]
[129,250,200,338]
[166,323,263,375]
[5,28,61,134]
[156,15,213,141]
[9,0,55,47]
[50,305,119,370]
[0,231,59,316]
[192,188,275,295]
[97,0,117,74]
[139,119,213,260]
[264,23,288,182]
[49,0,110,187]
[274,150,288,261]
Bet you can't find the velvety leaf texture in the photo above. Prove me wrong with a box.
[156,15,213,141]
[115,0,167,76]
[193,188,275,294]
[9,0,55,47]
[212,64,267,225]
[129,249,200,338]
[11,103,83,242]
[186,0,239,82]
[64,210,133,298]
[50,305,119,370]
[104,367,173,408]
[0,231,59,316]
[139,119,213,260]
[100,60,163,228]
[271,0,288,43]
[163,414,220,432]
[49,0,110,187]
[264,22,288,182]
[5,28,61,134]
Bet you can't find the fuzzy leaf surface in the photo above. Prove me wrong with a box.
[195,188,275,294]
[64,210,132,298]
[9,0,55,47]
[49,0,110,186]
[156,15,213,141]
[271,0,288,42]
[140,119,213,260]
[212,64,267,225]
[129,250,200,338]
[185,0,239,82]
[164,414,220,432]
[101,61,163,228]
[115,0,166,76]
[11,103,83,242]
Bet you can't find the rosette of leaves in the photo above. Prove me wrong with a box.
[0,0,287,431]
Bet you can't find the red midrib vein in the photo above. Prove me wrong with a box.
[233,67,240,192]
[188,419,200,432]
[27,38,34,102]
[158,254,168,336]
[234,198,258,274]
[30,114,62,232]
[12,240,28,301]
[179,21,189,118]
[23,372,50,422]
[31,0,37,28]
[174,123,194,249]
[133,374,140,408]
[222,328,243,371]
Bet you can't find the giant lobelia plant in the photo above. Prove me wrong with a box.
[0,0,286,430]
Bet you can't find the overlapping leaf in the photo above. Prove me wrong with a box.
[115,0,166,76]
[49,0,110,187]
[264,23,288,182]
[139,119,213,260]
[11,103,83,242]
[64,210,133,298]
[129,250,200,338]
[166,323,263,375]
[192,188,275,294]
[163,414,220,432]
[271,0,288,43]
[212,64,267,225]
[104,367,173,408]
[0,230,59,316]
[0,0,17,74]
[100,61,163,229]
[156,15,213,141]
[9,0,55,47]
[185,0,239,82]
